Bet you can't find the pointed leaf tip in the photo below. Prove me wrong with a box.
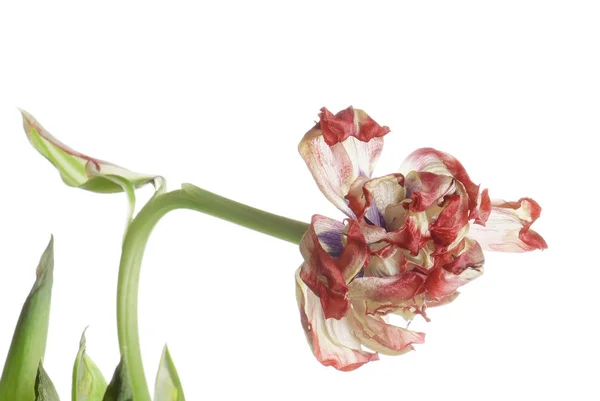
[35,236,55,283]
[102,358,133,401]
[0,237,54,401]
[73,330,107,401]
[35,362,61,401]
[154,345,186,401]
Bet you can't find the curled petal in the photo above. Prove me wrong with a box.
[430,195,469,248]
[345,175,371,221]
[426,238,485,298]
[359,213,430,256]
[296,272,378,371]
[386,212,430,255]
[303,215,346,257]
[404,171,455,213]
[349,271,426,304]
[300,228,348,319]
[362,173,405,227]
[338,219,369,282]
[352,302,425,356]
[299,107,389,216]
[319,106,390,146]
[365,243,435,275]
[357,223,389,244]
[356,249,432,317]
[468,198,547,252]
[299,215,368,319]
[430,181,470,249]
[364,244,406,277]
[471,188,491,226]
[425,266,483,298]
[404,243,436,272]
[441,238,485,275]
[400,148,488,222]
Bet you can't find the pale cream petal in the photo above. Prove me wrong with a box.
[295,270,378,371]
[468,198,547,252]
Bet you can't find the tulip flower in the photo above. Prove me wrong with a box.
[12,108,546,401]
[296,106,547,371]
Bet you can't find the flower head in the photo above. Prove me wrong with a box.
[296,106,547,371]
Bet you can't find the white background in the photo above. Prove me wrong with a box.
[0,1,598,400]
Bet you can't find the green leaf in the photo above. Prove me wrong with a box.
[153,346,185,401]
[20,110,164,194]
[102,359,132,401]
[20,110,165,229]
[0,236,55,401]
[72,331,107,401]
[35,362,60,401]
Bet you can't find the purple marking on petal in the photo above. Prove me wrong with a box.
[365,205,385,228]
[342,198,357,219]
[318,231,344,257]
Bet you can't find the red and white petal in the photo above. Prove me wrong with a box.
[352,303,425,356]
[299,130,358,216]
[300,214,346,258]
[471,188,491,226]
[404,171,455,212]
[441,238,485,275]
[365,243,434,276]
[299,215,368,319]
[344,175,369,217]
[319,107,390,146]
[299,216,349,319]
[361,211,430,256]
[349,271,426,304]
[296,272,378,371]
[425,266,483,298]
[364,245,406,277]
[400,148,488,220]
[404,243,436,272]
[430,181,470,249]
[468,198,548,252]
[299,107,390,216]
[300,260,349,320]
[425,238,485,298]
[338,219,369,282]
[386,211,431,255]
[362,174,406,226]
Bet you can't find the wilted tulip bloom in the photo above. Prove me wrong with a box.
[296,107,547,371]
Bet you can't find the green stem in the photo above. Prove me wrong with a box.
[117,184,309,401]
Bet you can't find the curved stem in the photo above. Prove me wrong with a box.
[117,184,309,401]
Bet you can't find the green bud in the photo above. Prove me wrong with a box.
[153,346,185,401]
[72,331,107,401]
